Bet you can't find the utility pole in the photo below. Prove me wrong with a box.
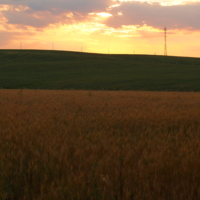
[164,27,167,56]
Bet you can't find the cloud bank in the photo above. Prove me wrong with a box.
[106,1,200,30]
[0,0,113,27]
[0,0,200,30]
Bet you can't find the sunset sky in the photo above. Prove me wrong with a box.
[0,0,200,57]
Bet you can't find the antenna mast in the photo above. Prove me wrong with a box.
[164,27,167,56]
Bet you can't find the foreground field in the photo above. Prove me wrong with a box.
[1,89,200,200]
[1,50,200,91]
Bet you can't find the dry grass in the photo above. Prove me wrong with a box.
[0,89,200,200]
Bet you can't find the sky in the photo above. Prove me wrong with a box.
[0,0,200,57]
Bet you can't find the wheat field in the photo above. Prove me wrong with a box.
[0,89,200,200]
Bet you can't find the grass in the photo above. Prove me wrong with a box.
[0,50,200,91]
[1,89,200,199]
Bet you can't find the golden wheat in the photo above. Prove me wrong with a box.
[0,89,200,200]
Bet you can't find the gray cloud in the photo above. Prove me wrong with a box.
[106,1,200,30]
[2,11,55,28]
[0,0,113,27]
[0,0,112,13]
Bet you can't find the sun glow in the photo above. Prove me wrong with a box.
[96,12,112,18]
[1,20,200,57]
[1,1,200,57]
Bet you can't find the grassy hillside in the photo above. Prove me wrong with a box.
[0,50,200,91]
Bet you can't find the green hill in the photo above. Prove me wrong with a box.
[0,50,200,91]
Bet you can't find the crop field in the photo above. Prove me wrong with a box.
[1,50,200,91]
[1,89,200,199]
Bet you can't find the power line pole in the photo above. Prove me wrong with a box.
[164,27,167,56]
